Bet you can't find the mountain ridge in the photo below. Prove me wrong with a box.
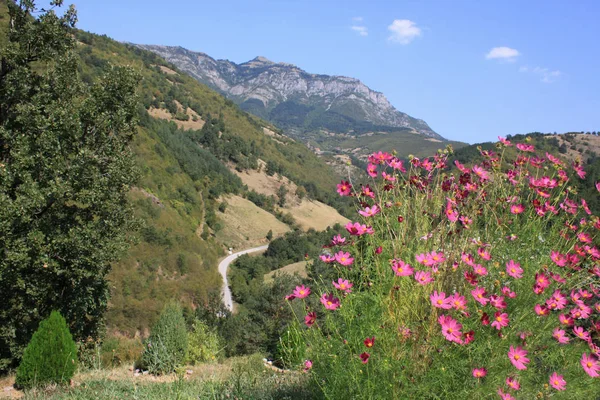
[135,44,441,139]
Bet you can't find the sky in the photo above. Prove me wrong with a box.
[63,0,599,144]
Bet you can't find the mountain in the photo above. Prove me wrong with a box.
[134,45,442,141]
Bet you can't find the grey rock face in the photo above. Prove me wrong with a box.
[136,44,440,138]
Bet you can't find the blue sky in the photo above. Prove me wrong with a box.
[66,0,599,143]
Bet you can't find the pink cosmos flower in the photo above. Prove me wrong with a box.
[438,315,463,343]
[581,353,600,377]
[366,163,378,177]
[450,293,467,311]
[505,260,523,278]
[332,278,353,293]
[454,160,470,173]
[387,157,406,172]
[345,222,374,236]
[497,388,516,400]
[552,328,570,344]
[293,285,311,299]
[510,204,525,214]
[549,372,566,391]
[550,251,567,267]
[414,271,433,285]
[361,185,375,199]
[477,247,491,260]
[534,304,549,316]
[320,254,335,263]
[473,264,488,276]
[304,312,317,327]
[577,232,592,243]
[472,165,489,181]
[472,287,489,306]
[391,259,414,277]
[535,273,550,289]
[334,251,354,266]
[559,314,574,326]
[336,180,352,196]
[490,295,507,310]
[472,368,487,378]
[492,312,509,330]
[431,291,453,309]
[596,181,600,193]
[331,234,346,246]
[573,326,591,341]
[359,352,370,364]
[502,286,517,298]
[358,204,380,218]
[463,330,475,344]
[428,251,446,265]
[498,136,512,146]
[516,143,535,152]
[363,336,375,348]
[481,313,490,326]
[462,252,476,266]
[303,360,313,372]
[508,345,529,370]
[505,376,520,390]
[382,171,396,182]
[320,293,340,310]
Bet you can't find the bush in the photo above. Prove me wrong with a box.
[186,320,222,365]
[288,143,600,399]
[15,311,78,389]
[142,302,188,375]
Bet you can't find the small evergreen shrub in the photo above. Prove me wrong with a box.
[142,302,188,375]
[15,311,78,389]
[186,320,221,365]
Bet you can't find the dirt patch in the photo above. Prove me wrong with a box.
[284,199,349,231]
[215,195,290,250]
[551,134,600,162]
[264,261,308,284]
[147,105,205,131]
[158,65,177,75]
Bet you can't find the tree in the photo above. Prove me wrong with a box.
[277,184,288,207]
[0,1,139,371]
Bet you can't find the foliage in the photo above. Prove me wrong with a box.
[0,1,138,370]
[186,319,222,365]
[15,311,78,389]
[142,302,188,375]
[288,142,600,398]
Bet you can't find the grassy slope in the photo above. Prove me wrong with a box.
[70,29,346,333]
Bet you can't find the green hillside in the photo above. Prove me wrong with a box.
[68,32,348,333]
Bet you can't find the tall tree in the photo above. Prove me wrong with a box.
[0,0,139,371]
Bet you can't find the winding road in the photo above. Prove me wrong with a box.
[218,245,269,312]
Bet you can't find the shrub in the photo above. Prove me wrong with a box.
[186,320,222,365]
[286,142,600,399]
[142,302,188,375]
[15,311,78,389]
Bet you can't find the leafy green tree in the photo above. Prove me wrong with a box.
[277,184,288,207]
[0,1,139,371]
[15,311,78,389]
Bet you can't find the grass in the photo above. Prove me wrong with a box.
[264,261,308,284]
[1,355,317,400]
[215,195,290,250]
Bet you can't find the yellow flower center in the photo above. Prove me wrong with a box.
[514,355,520,360]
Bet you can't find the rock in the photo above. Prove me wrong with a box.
[186,369,193,375]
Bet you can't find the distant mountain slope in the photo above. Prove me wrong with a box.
[135,45,441,140]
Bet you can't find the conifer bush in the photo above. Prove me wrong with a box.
[142,302,188,375]
[15,311,78,389]
[285,140,600,399]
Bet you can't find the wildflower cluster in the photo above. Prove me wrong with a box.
[284,141,599,399]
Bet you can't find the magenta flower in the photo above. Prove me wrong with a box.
[359,352,370,364]
[320,293,340,310]
[534,304,549,316]
[505,376,520,390]
[516,143,534,152]
[331,234,346,246]
[430,291,452,309]
[414,270,433,285]
[427,251,446,265]
[477,247,491,260]
[304,312,317,327]
[498,136,512,146]
[472,164,489,181]
[363,336,375,348]
[345,222,374,236]
[573,326,591,341]
[508,345,529,370]
[332,278,353,293]
[303,360,313,372]
[559,314,574,326]
[334,251,354,266]
[550,250,567,267]
[490,295,507,310]
[391,259,414,276]
[320,254,335,263]
[472,368,487,378]
[581,353,600,377]
[510,204,525,214]
[505,260,523,279]
[471,286,489,306]
[497,388,516,400]
[491,312,509,330]
[358,204,380,218]
[366,163,378,177]
[293,285,311,299]
[387,157,406,172]
[450,293,467,311]
[336,180,352,196]
[472,264,488,276]
[438,315,463,343]
[552,328,570,344]
[549,372,566,391]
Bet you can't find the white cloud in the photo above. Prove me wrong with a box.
[520,65,562,83]
[485,46,520,62]
[352,16,363,22]
[351,25,368,36]
[387,19,421,45]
